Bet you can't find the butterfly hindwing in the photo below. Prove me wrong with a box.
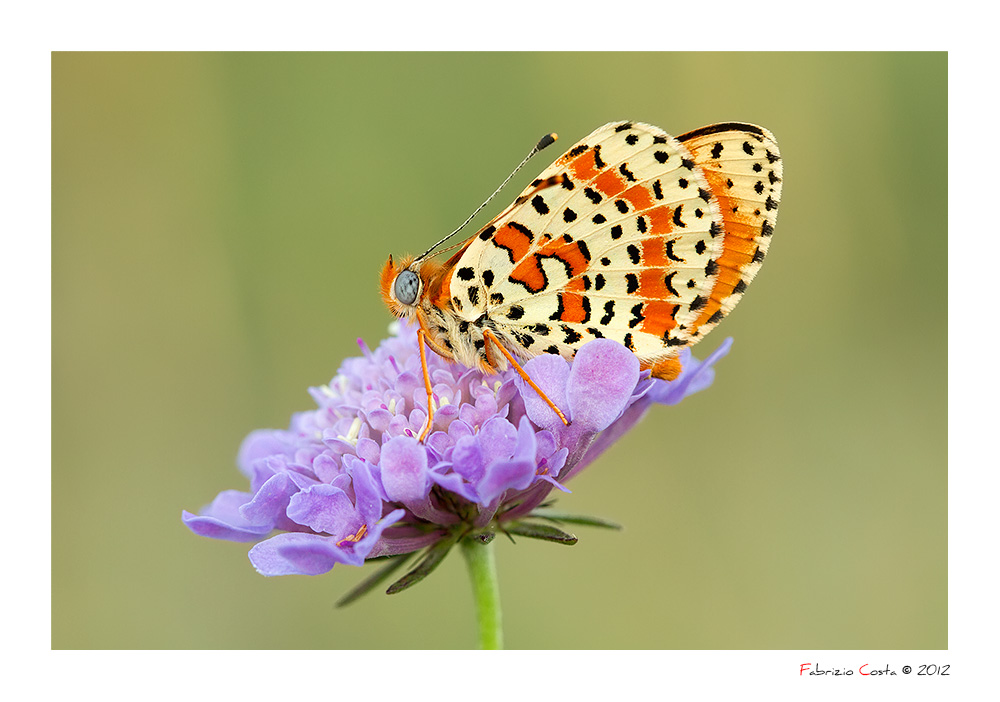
[675,123,782,341]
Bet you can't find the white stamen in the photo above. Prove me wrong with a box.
[336,417,363,446]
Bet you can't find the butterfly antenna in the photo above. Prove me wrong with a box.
[414,132,558,262]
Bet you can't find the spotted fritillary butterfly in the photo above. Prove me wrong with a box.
[381,121,782,436]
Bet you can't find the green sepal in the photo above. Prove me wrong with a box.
[506,521,578,545]
[385,532,460,595]
[336,553,415,608]
[474,530,496,545]
[528,511,623,530]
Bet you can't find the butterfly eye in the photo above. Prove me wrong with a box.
[394,270,421,306]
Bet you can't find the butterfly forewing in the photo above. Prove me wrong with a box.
[444,120,780,370]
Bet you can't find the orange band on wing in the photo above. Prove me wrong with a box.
[646,205,675,236]
[493,222,533,263]
[692,169,758,327]
[593,168,625,198]
[560,292,589,323]
[640,238,671,268]
[508,256,547,293]
[639,300,679,338]
[621,184,654,211]
[568,148,602,181]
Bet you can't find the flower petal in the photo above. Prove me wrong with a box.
[648,338,732,405]
[476,418,538,504]
[249,533,342,576]
[516,353,571,431]
[239,472,298,528]
[566,339,639,433]
[379,435,430,502]
[237,430,293,478]
[286,483,359,535]
[182,490,271,542]
[344,454,385,526]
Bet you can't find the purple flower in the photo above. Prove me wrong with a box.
[182,323,731,577]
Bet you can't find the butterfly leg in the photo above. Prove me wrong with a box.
[481,329,570,427]
[415,327,436,442]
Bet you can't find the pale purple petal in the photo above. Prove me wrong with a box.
[648,338,732,405]
[565,339,639,433]
[476,417,538,504]
[516,353,571,431]
[429,469,479,503]
[182,490,271,542]
[343,455,384,525]
[286,484,359,535]
[250,533,341,576]
[238,430,293,478]
[477,416,519,466]
[451,434,484,482]
[239,473,297,527]
[379,435,430,502]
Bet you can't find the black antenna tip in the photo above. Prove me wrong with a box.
[535,132,558,152]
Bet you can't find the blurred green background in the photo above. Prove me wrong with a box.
[52,52,946,649]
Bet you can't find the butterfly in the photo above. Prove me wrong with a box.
[380,121,782,438]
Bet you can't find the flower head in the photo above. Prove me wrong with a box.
[183,323,730,580]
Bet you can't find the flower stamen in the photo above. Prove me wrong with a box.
[337,523,368,547]
[336,417,363,445]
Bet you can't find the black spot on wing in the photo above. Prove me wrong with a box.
[673,205,686,228]
[548,293,565,321]
[628,303,644,329]
[666,240,684,263]
[562,325,582,344]
[600,300,615,325]
[664,272,679,297]
[625,273,639,293]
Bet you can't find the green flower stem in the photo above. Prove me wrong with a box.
[460,537,503,650]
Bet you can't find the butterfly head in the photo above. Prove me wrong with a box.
[380,255,425,319]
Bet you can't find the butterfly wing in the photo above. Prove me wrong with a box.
[445,121,782,368]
